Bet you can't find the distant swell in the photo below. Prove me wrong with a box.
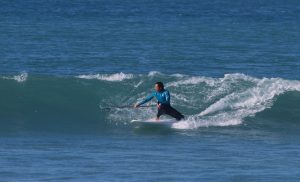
[1,72,300,132]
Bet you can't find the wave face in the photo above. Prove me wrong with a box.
[1,72,300,132]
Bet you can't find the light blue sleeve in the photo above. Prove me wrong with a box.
[165,91,170,103]
[137,92,154,106]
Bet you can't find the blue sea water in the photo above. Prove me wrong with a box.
[1,0,300,181]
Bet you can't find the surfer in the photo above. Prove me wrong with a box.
[134,82,184,121]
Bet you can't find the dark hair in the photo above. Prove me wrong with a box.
[155,82,164,89]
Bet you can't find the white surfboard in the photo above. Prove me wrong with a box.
[131,118,178,126]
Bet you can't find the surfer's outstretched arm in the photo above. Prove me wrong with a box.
[135,93,154,107]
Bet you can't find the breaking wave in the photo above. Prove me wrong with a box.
[1,72,300,132]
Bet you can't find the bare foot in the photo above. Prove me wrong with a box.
[155,117,160,121]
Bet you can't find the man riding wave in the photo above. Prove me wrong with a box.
[134,82,184,121]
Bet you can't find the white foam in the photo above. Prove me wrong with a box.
[2,72,28,82]
[222,73,260,83]
[76,72,134,81]
[148,71,161,77]
[147,71,185,77]
[172,75,300,130]
[134,80,144,88]
[170,73,186,78]
[171,93,190,102]
[166,76,216,87]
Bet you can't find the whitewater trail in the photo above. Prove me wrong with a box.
[172,75,300,129]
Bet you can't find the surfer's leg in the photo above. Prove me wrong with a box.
[156,106,166,119]
[165,105,184,121]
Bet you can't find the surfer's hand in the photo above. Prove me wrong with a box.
[157,103,161,109]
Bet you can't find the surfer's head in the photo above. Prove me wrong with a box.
[155,82,164,92]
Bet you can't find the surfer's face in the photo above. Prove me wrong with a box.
[155,84,162,92]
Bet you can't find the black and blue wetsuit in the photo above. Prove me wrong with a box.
[137,89,184,121]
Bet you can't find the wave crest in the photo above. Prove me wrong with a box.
[76,72,134,81]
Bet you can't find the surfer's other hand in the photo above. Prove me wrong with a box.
[157,103,161,109]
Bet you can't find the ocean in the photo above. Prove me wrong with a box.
[1,0,300,181]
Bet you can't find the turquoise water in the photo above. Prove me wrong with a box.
[1,0,300,181]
